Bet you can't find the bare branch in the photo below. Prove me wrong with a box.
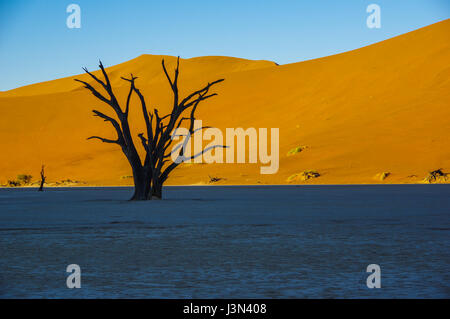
[76,63,124,116]
[74,79,111,105]
[98,60,113,92]
[137,133,149,151]
[135,88,152,142]
[173,56,180,87]
[81,67,108,91]
[186,145,228,160]
[161,59,174,88]
[159,113,172,121]
[121,74,138,115]
[91,110,124,144]
[160,144,226,183]
[87,136,120,144]
[179,79,224,109]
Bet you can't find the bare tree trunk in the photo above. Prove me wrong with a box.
[38,180,45,192]
[130,167,150,200]
[151,178,163,200]
[38,165,46,192]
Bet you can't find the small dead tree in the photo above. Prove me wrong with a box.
[38,165,46,191]
[75,57,225,200]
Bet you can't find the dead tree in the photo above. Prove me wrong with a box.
[38,165,46,191]
[75,57,225,200]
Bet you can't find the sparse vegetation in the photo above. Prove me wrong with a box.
[54,179,84,186]
[208,175,222,183]
[374,172,390,181]
[17,174,32,185]
[287,174,297,182]
[287,170,320,182]
[54,179,86,186]
[2,175,87,188]
[7,180,21,187]
[423,169,448,183]
[300,170,320,181]
[5,174,32,187]
[287,146,307,156]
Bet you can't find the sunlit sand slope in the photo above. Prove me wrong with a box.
[1,19,449,186]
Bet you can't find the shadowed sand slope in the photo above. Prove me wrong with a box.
[1,19,449,186]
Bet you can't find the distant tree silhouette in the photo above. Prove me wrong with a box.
[38,165,46,192]
[75,57,225,200]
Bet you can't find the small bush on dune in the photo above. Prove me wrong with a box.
[287,170,320,182]
[286,174,299,182]
[7,180,21,187]
[287,146,307,156]
[17,174,32,185]
[423,169,449,183]
[374,172,390,181]
[300,170,320,181]
[5,174,32,187]
[208,175,223,183]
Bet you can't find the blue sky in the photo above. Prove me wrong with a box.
[0,0,448,91]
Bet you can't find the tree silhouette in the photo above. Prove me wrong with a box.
[38,165,46,192]
[75,57,225,200]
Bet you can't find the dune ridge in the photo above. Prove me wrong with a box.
[1,19,449,186]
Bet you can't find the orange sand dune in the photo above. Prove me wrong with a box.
[1,19,449,186]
